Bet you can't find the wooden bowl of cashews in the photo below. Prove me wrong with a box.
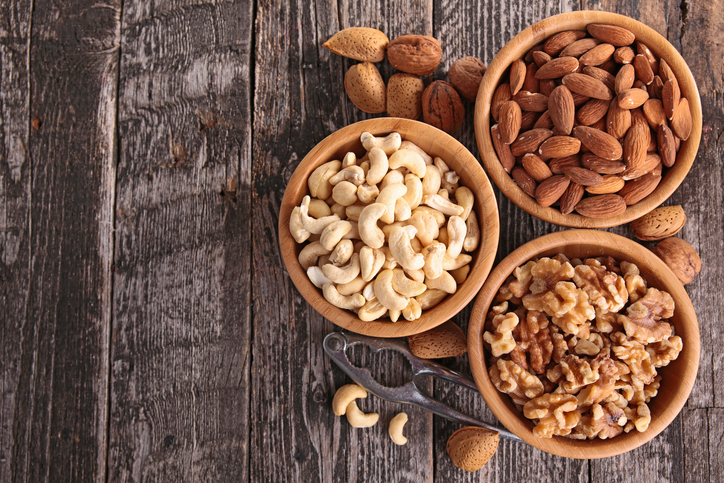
[279,118,499,337]
[467,230,700,458]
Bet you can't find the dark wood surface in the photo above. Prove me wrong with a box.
[1,0,722,481]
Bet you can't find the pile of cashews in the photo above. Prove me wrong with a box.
[290,132,480,322]
[333,383,408,445]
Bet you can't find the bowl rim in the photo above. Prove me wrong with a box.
[473,10,703,228]
[279,118,500,337]
[468,229,700,458]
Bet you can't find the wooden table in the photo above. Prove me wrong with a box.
[1,0,722,481]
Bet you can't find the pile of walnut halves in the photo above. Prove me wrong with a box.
[483,254,683,439]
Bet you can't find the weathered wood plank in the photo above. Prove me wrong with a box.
[2,0,120,481]
[251,0,435,481]
[108,1,253,481]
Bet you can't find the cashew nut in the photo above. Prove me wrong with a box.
[308,199,333,218]
[437,188,450,200]
[404,268,425,283]
[409,235,422,253]
[332,383,367,416]
[400,140,433,164]
[323,283,365,310]
[345,204,364,222]
[389,149,426,177]
[425,270,457,294]
[366,147,389,185]
[392,269,427,297]
[442,170,460,193]
[359,160,370,177]
[423,194,464,217]
[341,151,357,168]
[358,203,387,249]
[438,226,449,246]
[455,186,475,221]
[412,206,446,228]
[322,253,361,284]
[394,198,411,222]
[464,211,480,252]
[320,220,352,251]
[434,156,450,175]
[442,253,472,271]
[416,289,448,310]
[298,241,331,270]
[381,246,397,269]
[388,225,425,271]
[329,165,365,186]
[362,281,376,300]
[446,216,467,257]
[374,269,410,311]
[361,131,402,156]
[422,242,446,279]
[360,246,385,282]
[356,183,379,204]
[345,401,379,428]
[308,160,342,200]
[318,254,330,268]
[290,206,311,243]
[422,164,442,195]
[307,266,332,288]
[388,412,409,445]
[376,183,407,224]
[337,275,367,295]
[380,169,405,190]
[332,181,358,206]
[342,221,360,240]
[403,174,423,210]
[451,265,470,284]
[389,309,402,322]
[330,202,346,219]
[358,298,387,321]
[300,196,341,234]
[403,298,422,321]
[329,239,354,266]
[409,210,439,247]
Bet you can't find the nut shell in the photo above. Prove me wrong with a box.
[449,56,486,102]
[387,34,442,75]
[387,73,424,119]
[446,426,499,472]
[422,81,465,134]
[344,62,386,113]
[407,321,467,359]
[631,205,686,241]
[323,27,389,62]
[650,237,701,284]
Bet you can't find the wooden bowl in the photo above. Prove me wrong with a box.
[474,11,702,228]
[468,230,700,458]
[279,118,500,337]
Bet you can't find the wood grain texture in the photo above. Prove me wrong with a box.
[2,0,121,481]
[108,0,253,481]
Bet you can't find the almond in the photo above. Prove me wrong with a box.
[535,56,580,79]
[559,182,585,214]
[619,173,661,205]
[512,166,538,197]
[586,174,625,194]
[387,34,442,75]
[535,175,570,207]
[548,85,575,134]
[344,62,387,113]
[574,193,627,218]
[514,91,549,112]
[617,88,649,109]
[630,205,686,241]
[539,135,581,158]
[447,427,499,472]
[623,117,649,168]
[449,56,487,102]
[422,81,465,133]
[407,321,467,359]
[649,75,664,100]
[511,128,553,156]
[510,59,527,95]
[579,43,615,66]
[533,110,554,130]
[606,100,632,139]
[532,50,553,66]
[539,79,557,97]
[521,111,540,131]
[670,97,692,141]
[582,66,616,92]
[522,153,553,182]
[613,46,635,64]
[387,73,424,119]
[637,42,659,73]
[621,152,661,180]
[549,154,581,174]
[650,237,701,284]
[662,78,681,120]
[576,99,610,126]
[544,30,587,56]
[491,83,512,122]
[562,73,613,100]
[587,24,636,46]
[658,124,677,167]
[499,100,523,144]
[581,153,626,174]
[573,126,623,160]
[323,27,389,62]
[491,124,515,173]
[633,54,655,85]
[615,64,635,94]
[523,62,540,93]
[659,58,676,84]
[563,166,603,186]
[643,99,667,128]
[560,38,601,58]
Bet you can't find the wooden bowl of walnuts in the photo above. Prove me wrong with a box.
[279,118,499,337]
[474,11,702,228]
[467,229,700,458]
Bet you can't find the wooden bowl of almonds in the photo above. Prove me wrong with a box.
[279,118,499,337]
[467,229,700,458]
[474,11,702,228]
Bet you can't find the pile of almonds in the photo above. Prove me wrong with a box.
[324,27,486,133]
[491,23,694,218]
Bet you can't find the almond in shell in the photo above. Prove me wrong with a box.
[387,73,424,119]
[388,34,442,75]
[323,27,389,62]
[447,427,499,472]
[650,237,701,284]
[344,62,386,113]
[630,205,686,240]
[574,193,627,218]
[408,321,467,359]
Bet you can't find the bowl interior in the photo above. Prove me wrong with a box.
[468,229,700,458]
[279,118,499,337]
[474,11,703,228]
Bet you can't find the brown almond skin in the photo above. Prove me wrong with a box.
[521,111,540,131]
[631,205,686,241]
[573,126,623,160]
[388,35,442,75]
[450,56,487,102]
[579,43,615,66]
[618,88,650,109]
[509,59,527,95]
[535,175,570,207]
[671,97,692,141]
[514,91,549,112]
[512,166,538,197]
[532,50,553,66]
[523,62,539,93]
[491,124,515,173]
[643,99,667,128]
[574,193,627,218]
[607,101,632,139]
[586,174,625,194]
[577,99,610,126]
[615,64,635,94]
[623,119,649,168]
[650,237,701,284]
[522,153,553,182]
[563,166,604,186]
[582,153,626,173]
[649,75,664,100]
[550,154,581,174]
[560,38,601,58]
[539,136,581,158]
[491,83,512,122]
[587,24,636,46]
[633,54,655,85]
[499,100,523,144]
[422,81,465,133]
[614,46,635,64]
[559,182,585,214]
[619,173,661,205]
[544,31,587,56]
[562,73,613,100]
[535,56,580,79]
[510,128,554,156]
[548,85,575,135]
[533,110,553,130]
[447,427,500,472]
[662,78,681,119]
[582,66,616,91]
[621,153,661,180]
[658,124,677,167]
